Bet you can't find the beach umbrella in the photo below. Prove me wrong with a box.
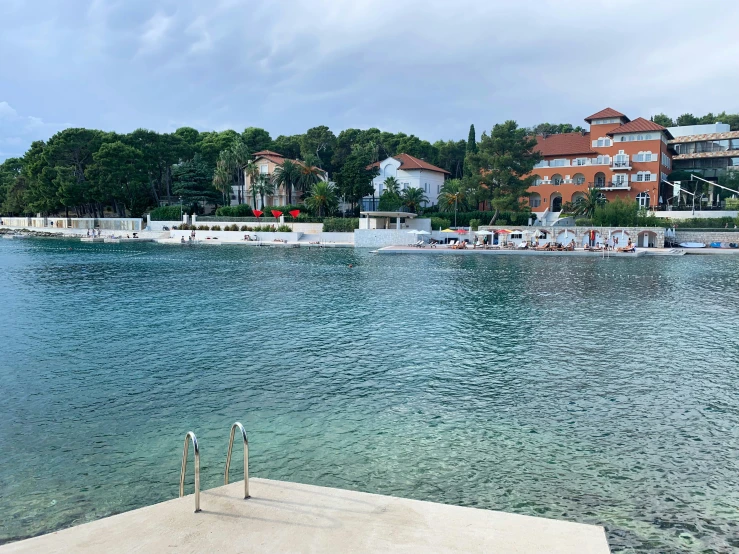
[441,229,457,233]
[455,228,468,234]
[271,210,283,220]
[475,230,493,235]
[289,209,301,220]
[417,230,430,235]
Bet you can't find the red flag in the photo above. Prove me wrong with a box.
[271,210,283,219]
[289,209,301,220]
[253,209,263,218]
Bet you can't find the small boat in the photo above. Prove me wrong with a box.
[2,234,29,240]
[679,242,706,248]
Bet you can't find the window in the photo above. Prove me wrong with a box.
[645,134,653,140]
[636,192,650,208]
[595,137,612,147]
[636,172,652,182]
[634,152,654,162]
[595,155,609,165]
[552,159,566,167]
[260,164,268,174]
[534,160,549,168]
[661,153,671,169]
[534,177,544,186]
[573,173,586,185]
[614,174,627,185]
[661,172,668,183]
[437,185,441,194]
[529,194,541,208]
[637,135,644,141]
[575,158,587,166]
[614,152,629,167]
[552,174,563,185]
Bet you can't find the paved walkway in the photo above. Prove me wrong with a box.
[1,479,610,553]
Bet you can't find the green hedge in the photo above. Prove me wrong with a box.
[431,210,530,226]
[215,205,253,217]
[430,217,451,230]
[663,216,739,228]
[150,206,182,221]
[323,218,358,232]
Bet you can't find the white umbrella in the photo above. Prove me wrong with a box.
[417,230,430,235]
[475,230,493,235]
[408,229,421,235]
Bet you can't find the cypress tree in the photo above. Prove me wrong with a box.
[466,124,477,154]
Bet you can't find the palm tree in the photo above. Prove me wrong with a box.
[272,160,301,205]
[231,139,250,204]
[566,188,605,218]
[244,161,260,208]
[383,176,400,196]
[212,159,232,206]
[401,187,429,214]
[305,181,338,217]
[297,162,324,200]
[253,174,274,209]
[438,178,467,211]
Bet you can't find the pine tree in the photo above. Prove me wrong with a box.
[466,124,477,154]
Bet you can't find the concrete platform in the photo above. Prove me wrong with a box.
[1,479,610,553]
[377,245,646,258]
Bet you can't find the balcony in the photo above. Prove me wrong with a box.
[593,181,631,191]
[612,159,631,170]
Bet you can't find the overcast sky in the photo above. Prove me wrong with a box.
[2,0,738,161]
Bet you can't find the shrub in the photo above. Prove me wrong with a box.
[149,206,183,221]
[276,224,292,232]
[725,198,739,210]
[575,218,592,226]
[215,205,253,217]
[211,225,222,231]
[430,217,451,230]
[496,220,508,225]
[323,218,359,232]
[197,225,209,231]
[469,218,480,231]
[240,225,249,231]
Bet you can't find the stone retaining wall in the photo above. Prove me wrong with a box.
[480,225,666,248]
[673,230,739,245]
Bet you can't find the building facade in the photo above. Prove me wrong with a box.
[668,123,739,181]
[528,108,673,218]
[362,153,449,211]
[237,150,325,208]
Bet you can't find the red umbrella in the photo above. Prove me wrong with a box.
[289,209,301,220]
[271,210,283,220]
[455,228,468,234]
[252,209,263,219]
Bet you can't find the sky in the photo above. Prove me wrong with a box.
[2,0,739,161]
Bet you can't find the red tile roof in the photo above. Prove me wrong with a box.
[606,117,673,138]
[533,132,595,157]
[252,150,284,158]
[368,153,450,174]
[584,108,628,122]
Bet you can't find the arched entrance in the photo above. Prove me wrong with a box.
[571,192,585,204]
[551,193,563,212]
[529,193,541,208]
[594,172,606,187]
[638,231,657,248]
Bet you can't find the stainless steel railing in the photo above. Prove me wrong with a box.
[179,431,201,512]
[224,422,250,499]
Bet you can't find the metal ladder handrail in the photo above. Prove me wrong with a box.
[179,431,201,512]
[224,422,250,499]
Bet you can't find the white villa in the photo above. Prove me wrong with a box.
[362,153,449,211]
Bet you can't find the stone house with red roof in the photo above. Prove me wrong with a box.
[362,153,450,211]
[529,108,674,221]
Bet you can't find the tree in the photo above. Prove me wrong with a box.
[383,176,400,196]
[334,146,378,209]
[85,141,152,217]
[676,113,699,127]
[244,161,260,208]
[562,188,605,219]
[212,159,233,206]
[171,154,219,211]
[651,114,674,127]
[305,181,338,216]
[241,127,272,154]
[466,124,477,154]
[466,121,540,224]
[0,157,28,215]
[435,139,466,178]
[272,135,302,159]
[437,178,467,224]
[272,159,301,205]
[401,187,429,214]
[197,130,240,169]
[297,162,324,201]
[230,138,251,204]
[378,177,402,211]
[300,126,336,173]
[252,174,274,209]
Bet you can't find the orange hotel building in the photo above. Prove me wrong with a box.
[528,108,674,216]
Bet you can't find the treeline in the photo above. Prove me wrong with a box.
[0,119,553,219]
[651,112,739,130]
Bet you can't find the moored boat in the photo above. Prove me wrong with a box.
[679,242,706,248]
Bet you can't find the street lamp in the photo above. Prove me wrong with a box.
[179,196,183,220]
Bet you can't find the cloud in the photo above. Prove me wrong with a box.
[1,0,738,163]
[0,101,69,160]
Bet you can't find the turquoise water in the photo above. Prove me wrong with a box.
[1,239,738,552]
